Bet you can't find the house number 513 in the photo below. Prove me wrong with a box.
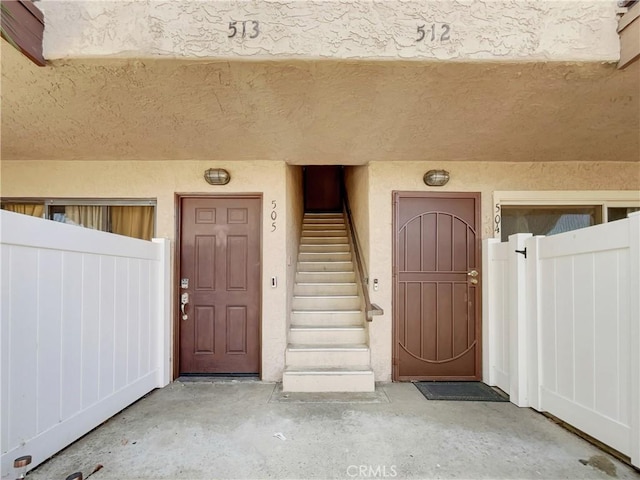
[228,20,260,39]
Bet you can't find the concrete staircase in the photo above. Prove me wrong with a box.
[282,212,375,392]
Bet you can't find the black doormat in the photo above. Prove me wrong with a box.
[414,381,509,402]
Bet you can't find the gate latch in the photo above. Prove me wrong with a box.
[515,248,527,259]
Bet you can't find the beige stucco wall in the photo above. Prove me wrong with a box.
[344,165,375,351]
[0,160,290,381]
[4,39,638,165]
[2,160,639,382]
[285,165,304,332]
[41,0,621,62]
[366,161,640,381]
[344,166,371,275]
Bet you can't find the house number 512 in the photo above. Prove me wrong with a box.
[417,23,451,42]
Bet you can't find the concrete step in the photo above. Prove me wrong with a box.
[304,213,343,218]
[302,223,346,230]
[294,282,358,296]
[301,230,347,237]
[297,261,353,272]
[300,236,349,244]
[303,217,345,224]
[291,310,364,326]
[289,325,366,344]
[298,251,352,262]
[282,366,375,392]
[286,343,370,367]
[295,271,356,283]
[299,243,350,253]
[292,295,361,310]
[286,211,371,393]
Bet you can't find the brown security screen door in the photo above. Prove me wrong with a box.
[393,192,481,381]
[179,197,261,374]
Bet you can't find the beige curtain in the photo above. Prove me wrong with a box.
[65,205,104,230]
[2,203,45,217]
[110,206,154,241]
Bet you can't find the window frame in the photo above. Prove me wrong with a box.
[492,190,640,239]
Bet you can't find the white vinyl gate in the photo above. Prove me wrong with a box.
[483,212,640,468]
[0,211,171,479]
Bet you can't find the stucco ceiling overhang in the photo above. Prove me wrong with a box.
[1,41,638,164]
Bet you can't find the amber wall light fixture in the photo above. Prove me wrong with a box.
[204,168,231,185]
[423,170,450,187]
[14,455,31,479]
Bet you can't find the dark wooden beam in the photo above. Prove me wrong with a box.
[1,0,45,66]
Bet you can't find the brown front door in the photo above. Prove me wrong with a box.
[304,166,343,212]
[179,196,261,374]
[393,192,481,381]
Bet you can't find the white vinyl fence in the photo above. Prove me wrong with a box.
[0,211,171,479]
[482,239,511,396]
[483,212,640,468]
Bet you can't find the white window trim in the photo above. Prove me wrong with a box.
[492,190,640,239]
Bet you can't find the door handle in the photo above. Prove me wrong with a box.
[180,292,189,320]
[467,270,478,277]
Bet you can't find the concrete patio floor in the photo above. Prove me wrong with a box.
[25,381,640,480]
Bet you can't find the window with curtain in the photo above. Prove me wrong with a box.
[1,203,45,217]
[49,204,154,240]
[500,206,600,242]
[1,199,155,241]
[58,205,105,229]
[110,206,154,240]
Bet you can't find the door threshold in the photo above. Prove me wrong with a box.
[177,374,261,383]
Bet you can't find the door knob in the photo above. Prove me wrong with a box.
[467,270,478,277]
